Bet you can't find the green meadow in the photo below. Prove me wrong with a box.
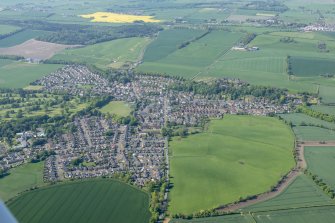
[169,115,295,214]
[99,101,132,117]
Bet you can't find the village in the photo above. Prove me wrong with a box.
[0,65,302,187]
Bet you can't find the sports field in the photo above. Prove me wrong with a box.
[8,179,151,223]
[169,115,295,214]
[305,146,335,188]
[52,37,150,69]
[0,162,45,201]
[99,101,132,117]
[0,59,62,88]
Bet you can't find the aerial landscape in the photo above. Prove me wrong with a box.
[0,0,335,222]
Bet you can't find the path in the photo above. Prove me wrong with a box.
[216,141,335,213]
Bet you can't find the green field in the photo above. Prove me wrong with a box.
[0,162,45,201]
[169,115,295,214]
[305,147,335,189]
[244,175,334,212]
[279,113,335,130]
[293,126,335,141]
[52,37,151,69]
[171,214,254,223]
[8,179,151,223]
[0,30,51,47]
[310,105,335,116]
[0,24,21,35]
[319,85,335,104]
[0,59,62,88]
[138,30,243,77]
[99,101,132,117]
[290,57,335,77]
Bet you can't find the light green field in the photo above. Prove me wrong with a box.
[310,105,335,116]
[0,162,45,201]
[319,85,335,104]
[279,113,335,129]
[52,37,151,69]
[0,59,62,88]
[305,146,335,189]
[0,30,51,47]
[7,179,151,223]
[169,115,295,214]
[0,24,21,35]
[293,126,335,141]
[99,101,132,117]
[244,175,334,212]
[171,214,254,223]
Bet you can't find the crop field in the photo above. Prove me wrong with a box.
[305,146,335,188]
[0,39,76,60]
[310,105,335,116]
[279,113,335,130]
[7,179,151,223]
[244,175,334,212]
[319,85,335,104]
[253,206,335,223]
[0,59,62,88]
[171,214,254,223]
[80,12,161,23]
[99,101,132,117]
[139,30,243,77]
[0,162,45,201]
[169,115,295,214]
[290,57,335,77]
[52,37,150,69]
[0,30,51,48]
[293,126,335,141]
[0,24,21,35]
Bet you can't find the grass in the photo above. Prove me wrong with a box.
[0,162,45,201]
[7,179,151,223]
[0,30,51,48]
[319,85,335,104]
[305,146,335,189]
[0,59,62,88]
[279,113,335,129]
[99,101,132,117]
[170,214,254,223]
[310,105,335,116]
[0,24,21,35]
[244,174,334,212]
[293,126,335,141]
[290,57,335,77]
[169,115,295,214]
[52,37,150,70]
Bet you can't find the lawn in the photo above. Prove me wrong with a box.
[0,59,62,88]
[52,37,151,70]
[99,101,132,117]
[244,174,334,212]
[7,179,151,223]
[0,162,45,201]
[305,146,335,189]
[293,126,335,141]
[169,115,295,214]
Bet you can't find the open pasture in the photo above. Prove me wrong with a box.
[0,39,77,60]
[169,115,295,214]
[171,214,254,223]
[319,85,335,104]
[0,162,45,201]
[279,113,335,130]
[8,179,151,223]
[305,146,335,189]
[99,101,132,117]
[244,175,334,212]
[293,126,335,141]
[0,24,21,35]
[0,30,51,48]
[290,57,335,77]
[0,59,62,88]
[310,105,335,116]
[52,37,150,69]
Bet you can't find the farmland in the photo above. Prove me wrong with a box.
[7,179,151,223]
[293,126,335,141]
[279,113,335,130]
[0,59,62,88]
[0,162,45,201]
[310,105,335,116]
[290,57,335,77]
[305,147,335,188]
[169,115,295,214]
[0,30,51,48]
[0,24,21,35]
[99,101,132,117]
[51,37,150,69]
[80,12,161,23]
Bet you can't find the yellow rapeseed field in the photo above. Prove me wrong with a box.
[80,12,160,23]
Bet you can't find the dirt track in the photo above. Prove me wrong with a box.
[216,141,335,213]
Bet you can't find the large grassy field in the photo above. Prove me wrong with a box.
[0,59,62,88]
[0,30,51,48]
[290,57,335,77]
[310,105,335,116]
[0,24,21,35]
[171,214,254,223]
[244,174,334,212]
[305,146,335,189]
[169,115,295,214]
[0,162,45,201]
[8,179,151,223]
[293,126,335,141]
[99,101,132,117]
[319,85,335,104]
[52,37,151,69]
[279,113,335,130]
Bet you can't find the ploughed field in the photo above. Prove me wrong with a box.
[7,179,151,223]
[169,115,295,214]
